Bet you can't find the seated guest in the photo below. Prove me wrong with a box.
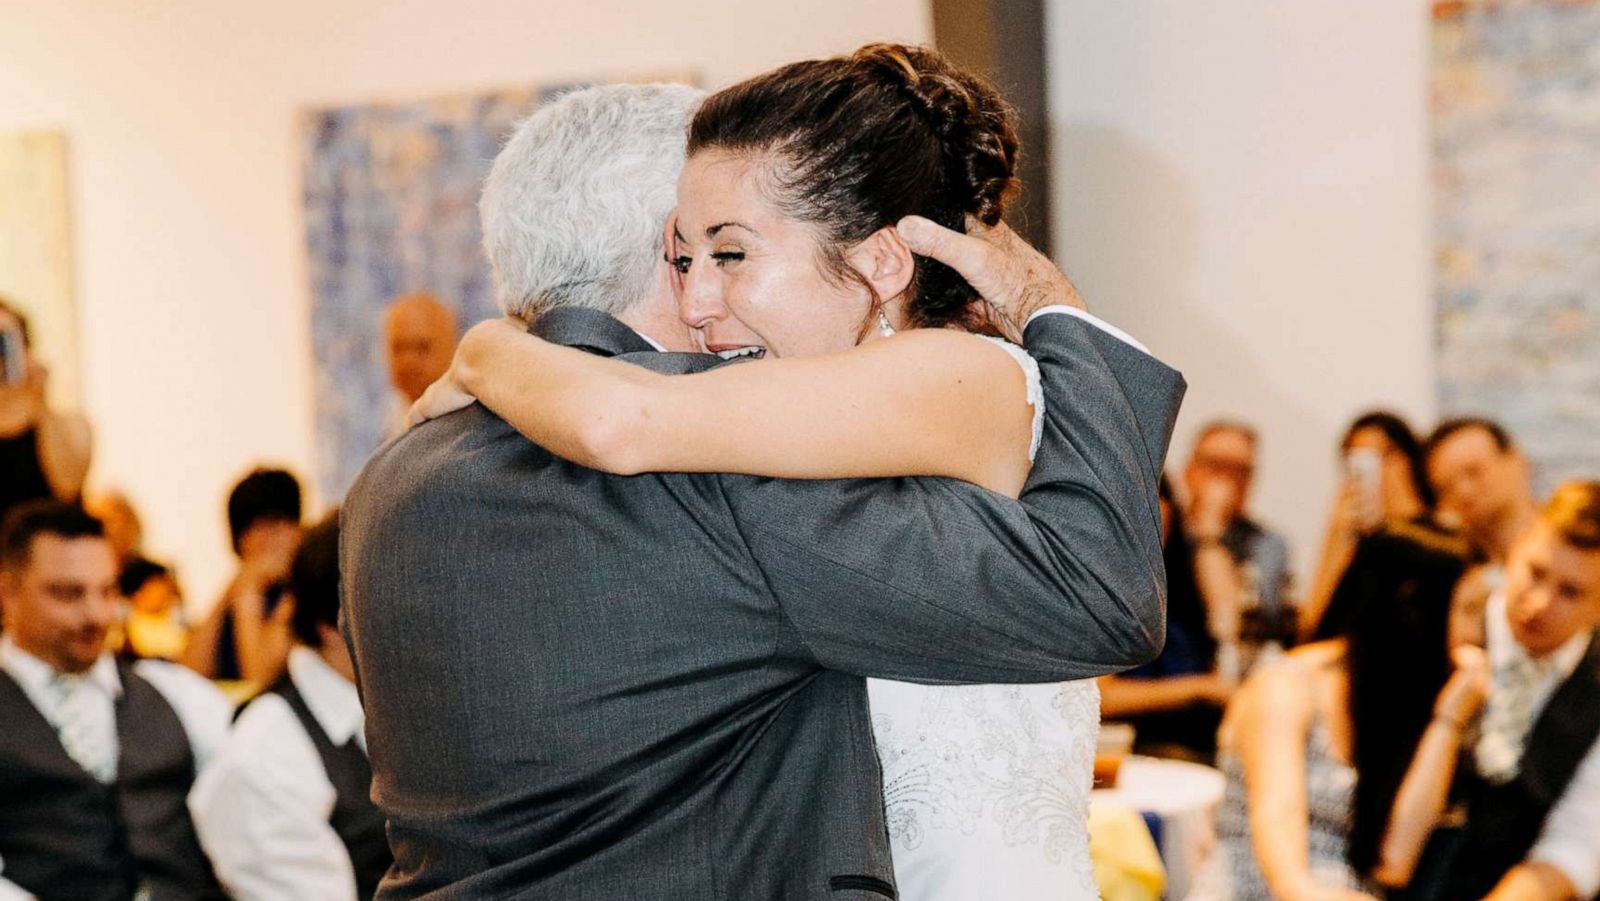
[1101,476,1235,762]
[1184,419,1295,638]
[182,468,301,683]
[381,292,458,438]
[190,514,391,900]
[1425,418,1537,568]
[1187,530,1466,901]
[1424,418,1539,655]
[1379,481,1600,901]
[116,557,190,663]
[0,298,92,525]
[1303,411,1457,641]
[0,501,230,900]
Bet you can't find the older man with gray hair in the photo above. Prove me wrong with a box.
[342,82,1183,899]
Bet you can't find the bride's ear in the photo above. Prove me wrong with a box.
[845,226,915,304]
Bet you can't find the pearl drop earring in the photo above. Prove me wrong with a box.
[877,310,896,338]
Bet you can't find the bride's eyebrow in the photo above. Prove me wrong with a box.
[706,221,759,239]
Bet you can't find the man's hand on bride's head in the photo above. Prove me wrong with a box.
[405,317,522,428]
[894,215,1087,324]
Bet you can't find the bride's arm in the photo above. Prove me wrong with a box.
[444,319,1035,496]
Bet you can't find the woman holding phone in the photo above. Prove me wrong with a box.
[0,296,92,523]
[1300,411,1449,641]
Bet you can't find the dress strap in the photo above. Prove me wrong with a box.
[976,336,1044,462]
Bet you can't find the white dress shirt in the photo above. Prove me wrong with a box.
[0,637,232,901]
[188,646,368,901]
[1027,305,1151,354]
[1477,594,1600,897]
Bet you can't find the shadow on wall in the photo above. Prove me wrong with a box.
[1049,121,1323,496]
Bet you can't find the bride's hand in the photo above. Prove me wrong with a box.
[896,215,1085,324]
[406,367,476,428]
[405,317,526,428]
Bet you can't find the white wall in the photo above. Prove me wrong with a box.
[0,0,930,608]
[1046,1,1435,590]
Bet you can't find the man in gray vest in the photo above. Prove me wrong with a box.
[0,501,232,901]
[1383,481,1600,901]
[341,83,1185,900]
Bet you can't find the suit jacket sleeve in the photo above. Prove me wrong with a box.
[721,312,1185,684]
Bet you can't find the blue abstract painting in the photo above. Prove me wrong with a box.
[302,77,706,502]
[1433,0,1600,492]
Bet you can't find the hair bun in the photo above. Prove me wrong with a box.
[852,44,1019,227]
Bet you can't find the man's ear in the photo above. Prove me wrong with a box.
[845,226,915,306]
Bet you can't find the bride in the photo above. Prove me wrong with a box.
[416,44,1106,899]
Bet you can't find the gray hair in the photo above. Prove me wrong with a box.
[480,83,706,319]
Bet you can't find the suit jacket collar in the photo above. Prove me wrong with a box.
[531,307,656,358]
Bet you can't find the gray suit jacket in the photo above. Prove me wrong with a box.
[341,306,1185,900]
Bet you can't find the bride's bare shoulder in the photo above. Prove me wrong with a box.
[870,328,1030,392]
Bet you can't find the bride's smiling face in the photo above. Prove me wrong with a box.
[670,149,875,360]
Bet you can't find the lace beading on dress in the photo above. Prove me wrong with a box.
[867,339,1097,900]
[976,336,1045,462]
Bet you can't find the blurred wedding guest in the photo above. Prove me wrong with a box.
[1184,420,1295,638]
[117,558,190,663]
[381,293,458,437]
[1378,481,1600,901]
[1186,533,1465,901]
[1424,419,1538,644]
[1303,412,1454,641]
[1101,477,1236,762]
[182,468,300,684]
[0,501,231,901]
[190,514,391,900]
[0,297,92,525]
[1425,418,1536,567]
[86,490,144,571]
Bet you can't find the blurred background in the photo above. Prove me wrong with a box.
[0,0,1587,618]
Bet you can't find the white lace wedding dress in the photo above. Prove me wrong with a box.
[868,337,1101,900]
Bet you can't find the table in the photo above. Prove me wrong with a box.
[1091,756,1227,899]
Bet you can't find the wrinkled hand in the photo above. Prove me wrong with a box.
[895,215,1085,326]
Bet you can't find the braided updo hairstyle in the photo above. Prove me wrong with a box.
[688,43,1020,334]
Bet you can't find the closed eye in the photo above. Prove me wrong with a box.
[711,251,744,267]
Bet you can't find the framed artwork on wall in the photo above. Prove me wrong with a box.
[1433,0,1600,492]
[300,74,695,502]
[0,130,80,409]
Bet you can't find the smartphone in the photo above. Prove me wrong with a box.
[1345,448,1383,532]
[0,328,26,386]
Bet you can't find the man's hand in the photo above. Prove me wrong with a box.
[1435,644,1491,729]
[235,520,299,596]
[895,215,1087,324]
[1189,478,1238,543]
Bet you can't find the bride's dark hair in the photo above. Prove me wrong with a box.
[688,43,1020,335]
